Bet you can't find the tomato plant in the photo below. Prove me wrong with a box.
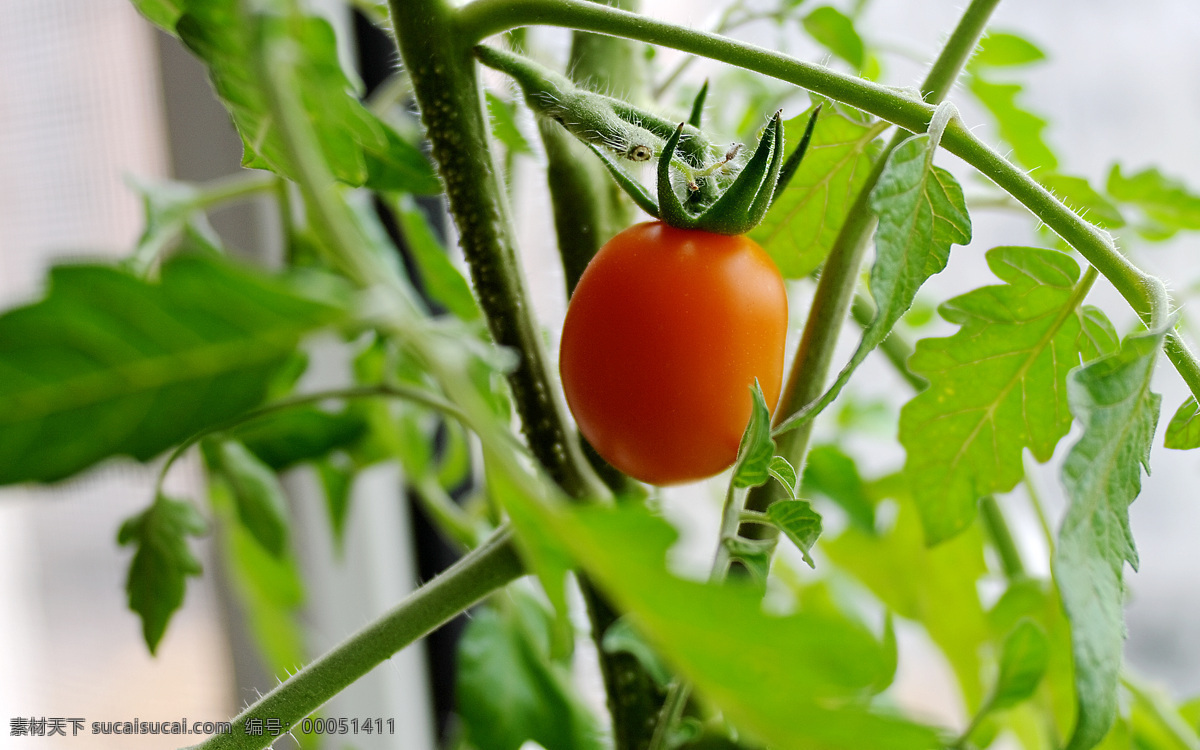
[560,221,788,485]
[6,0,1200,749]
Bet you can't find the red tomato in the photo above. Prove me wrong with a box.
[559,221,788,485]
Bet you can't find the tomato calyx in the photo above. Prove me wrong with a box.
[587,105,820,236]
[474,43,820,235]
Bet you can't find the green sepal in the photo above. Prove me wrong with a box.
[657,123,698,229]
[687,79,709,129]
[700,111,781,234]
[772,104,822,204]
[746,111,787,228]
[655,112,791,235]
[476,43,818,235]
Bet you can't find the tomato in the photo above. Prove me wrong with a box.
[559,221,788,485]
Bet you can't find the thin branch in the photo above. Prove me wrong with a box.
[456,0,1200,401]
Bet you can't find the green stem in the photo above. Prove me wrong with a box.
[389,0,607,501]
[193,170,279,209]
[414,475,481,551]
[950,705,990,750]
[1022,455,1055,554]
[128,171,279,274]
[752,0,995,517]
[1121,671,1200,750]
[532,10,670,750]
[366,70,414,117]
[649,479,746,750]
[647,680,690,750]
[154,383,484,496]
[209,17,581,750]
[743,0,998,522]
[979,495,1024,580]
[710,482,746,582]
[455,0,1200,400]
[849,292,926,390]
[185,526,525,750]
[651,0,746,98]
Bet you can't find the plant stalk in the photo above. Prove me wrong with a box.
[849,293,926,390]
[742,0,1001,522]
[184,527,524,750]
[980,495,1025,580]
[456,0,1200,403]
[389,0,608,501]
[527,6,670,747]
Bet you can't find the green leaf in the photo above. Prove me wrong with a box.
[1081,305,1121,362]
[565,506,940,750]
[765,499,822,568]
[825,494,991,709]
[1106,164,1200,240]
[1128,679,1200,750]
[316,457,355,550]
[117,495,207,654]
[969,76,1058,171]
[987,579,1077,739]
[1094,717,1133,750]
[233,406,368,470]
[867,132,972,345]
[489,460,939,749]
[969,32,1046,69]
[801,444,875,531]
[211,440,291,558]
[732,381,775,489]
[0,254,345,485]
[802,6,865,69]
[486,91,535,155]
[457,592,605,750]
[176,218,228,257]
[767,455,798,498]
[721,535,776,583]
[989,619,1050,711]
[210,476,308,689]
[176,1,437,192]
[130,0,184,33]
[1180,698,1200,733]
[485,453,573,634]
[768,129,971,439]
[751,108,884,278]
[600,617,673,688]
[395,198,482,321]
[1040,173,1125,229]
[436,418,474,491]
[1165,397,1200,450]
[127,176,201,269]
[900,247,1091,543]
[1054,327,1165,750]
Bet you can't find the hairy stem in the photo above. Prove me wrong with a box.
[184,527,524,750]
[154,383,484,496]
[456,0,1200,401]
[526,6,669,748]
[390,0,607,501]
[129,170,279,274]
[650,478,751,749]
[741,0,1000,525]
[980,495,1025,580]
[849,293,926,390]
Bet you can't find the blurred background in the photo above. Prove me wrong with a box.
[1,0,1198,747]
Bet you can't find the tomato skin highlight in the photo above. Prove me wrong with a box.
[559,221,788,485]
